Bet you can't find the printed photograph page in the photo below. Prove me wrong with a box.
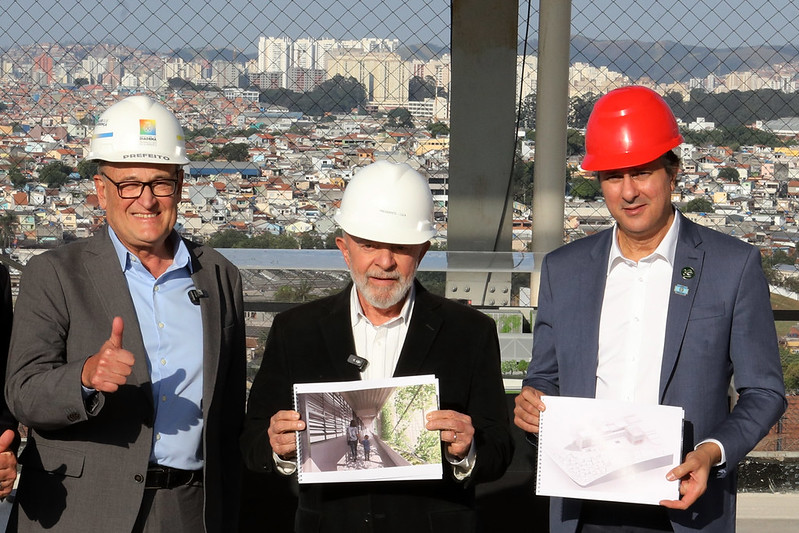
[293,374,442,484]
[536,396,684,505]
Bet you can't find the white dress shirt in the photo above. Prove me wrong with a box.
[350,283,413,382]
[597,213,726,465]
[596,214,679,404]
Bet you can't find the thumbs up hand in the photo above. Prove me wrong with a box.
[0,429,16,499]
[81,316,135,393]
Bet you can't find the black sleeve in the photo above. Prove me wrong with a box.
[0,264,20,450]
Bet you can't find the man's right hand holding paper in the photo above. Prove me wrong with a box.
[513,386,547,434]
[269,410,306,459]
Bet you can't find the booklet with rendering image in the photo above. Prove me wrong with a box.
[536,395,684,505]
[293,374,442,484]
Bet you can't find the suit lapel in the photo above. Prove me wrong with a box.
[394,282,442,377]
[660,213,703,401]
[187,244,223,417]
[319,287,361,381]
[82,229,152,403]
[574,230,613,396]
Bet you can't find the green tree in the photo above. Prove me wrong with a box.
[185,126,216,140]
[569,93,600,129]
[512,157,534,205]
[0,212,16,252]
[38,161,72,187]
[783,277,799,294]
[264,75,367,116]
[717,167,740,182]
[211,143,249,162]
[167,77,198,91]
[685,197,714,213]
[415,271,445,296]
[7,167,26,188]
[324,229,343,249]
[426,121,450,138]
[270,233,300,249]
[770,249,795,266]
[519,92,536,130]
[206,229,249,248]
[408,76,437,101]
[274,281,315,303]
[298,232,324,249]
[566,129,585,157]
[77,159,98,180]
[386,107,414,129]
[569,176,601,200]
[783,362,799,391]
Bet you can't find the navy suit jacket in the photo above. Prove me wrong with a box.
[241,281,513,533]
[524,212,786,533]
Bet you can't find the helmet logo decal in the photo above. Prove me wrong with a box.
[139,119,156,135]
[139,119,157,146]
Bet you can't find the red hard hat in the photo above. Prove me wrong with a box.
[581,86,684,171]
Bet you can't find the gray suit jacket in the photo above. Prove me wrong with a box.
[524,212,786,533]
[5,229,246,532]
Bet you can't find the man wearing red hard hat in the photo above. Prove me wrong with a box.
[515,86,785,532]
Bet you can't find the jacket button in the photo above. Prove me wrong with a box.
[134,474,144,483]
[67,412,80,422]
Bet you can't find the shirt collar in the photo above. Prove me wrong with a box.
[349,281,416,327]
[107,226,193,274]
[607,209,681,274]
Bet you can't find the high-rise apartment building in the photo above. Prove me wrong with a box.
[326,49,409,109]
[257,36,338,91]
[258,36,291,87]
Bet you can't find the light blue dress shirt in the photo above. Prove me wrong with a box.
[109,227,204,470]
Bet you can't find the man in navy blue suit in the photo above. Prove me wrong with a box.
[514,86,786,532]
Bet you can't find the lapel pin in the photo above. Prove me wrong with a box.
[674,284,689,296]
[681,267,695,279]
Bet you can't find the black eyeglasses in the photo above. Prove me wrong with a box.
[100,172,179,199]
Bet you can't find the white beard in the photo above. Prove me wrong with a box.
[350,266,416,310]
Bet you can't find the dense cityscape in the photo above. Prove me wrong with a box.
[0,36,797,263]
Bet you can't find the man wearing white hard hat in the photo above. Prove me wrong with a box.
[5,95,246,532]
[241,160,513,531]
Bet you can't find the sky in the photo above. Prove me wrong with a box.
[0,0,796,54]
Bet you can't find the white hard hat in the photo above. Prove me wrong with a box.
[86,95,190,164]
[334,161,436,245]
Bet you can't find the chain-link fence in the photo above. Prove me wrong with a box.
[2,1,799,452]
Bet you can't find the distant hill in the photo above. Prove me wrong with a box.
[397,43,449,62]
[559,35,799,84]
[170,47,255,63]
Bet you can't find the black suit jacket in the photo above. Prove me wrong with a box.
[0,264,18,446]
[241,281,512,533]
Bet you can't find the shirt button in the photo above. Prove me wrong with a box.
[154,286,160,292]
[158,322,164,329]
[155,433,161,441]
[160,358,167,366]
